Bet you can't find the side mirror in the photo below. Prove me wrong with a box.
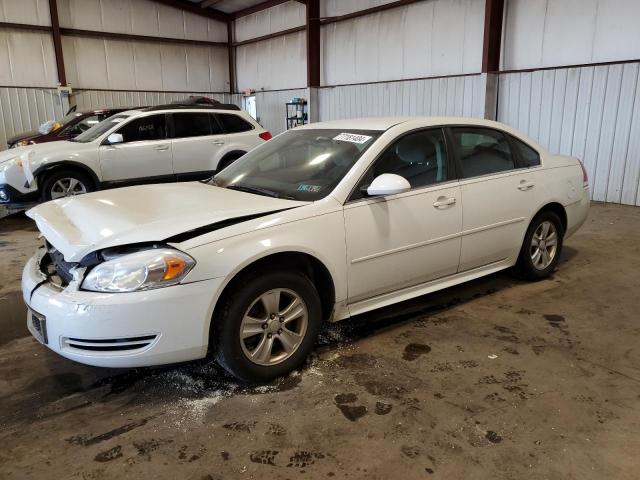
[366,173,411,196]
[107,133,123,145]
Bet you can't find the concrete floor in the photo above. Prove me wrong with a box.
[1,202,639,479]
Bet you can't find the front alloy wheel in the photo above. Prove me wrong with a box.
[213,270,322,383]
[50,177,88,199]
[240,289,308,365]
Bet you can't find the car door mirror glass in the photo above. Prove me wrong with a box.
[107,133,124,145]
[366,173,411,196]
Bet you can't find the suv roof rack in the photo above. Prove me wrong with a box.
[144,96,240,112]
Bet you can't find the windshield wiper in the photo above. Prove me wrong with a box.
[227,185,294,199]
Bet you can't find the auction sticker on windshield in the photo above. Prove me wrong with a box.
[333,133,373,144]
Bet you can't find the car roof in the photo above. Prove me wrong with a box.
[296,116,512,132]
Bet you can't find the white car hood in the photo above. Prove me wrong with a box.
[27,182,306,262]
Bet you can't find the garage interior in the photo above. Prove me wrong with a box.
[1,0,640,479]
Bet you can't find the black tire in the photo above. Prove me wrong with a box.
[515,210,564,280]
[39,169,95,202]
[217,153,245,172]
[212,270,322,384]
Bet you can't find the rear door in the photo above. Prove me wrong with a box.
[216,112,263,162]
[169,111,227,180]
[448,126,538,272]
[98,113,173,183]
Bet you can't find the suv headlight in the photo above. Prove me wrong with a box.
[82,248,196,293]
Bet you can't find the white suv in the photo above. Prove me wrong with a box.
[0,104,270,205]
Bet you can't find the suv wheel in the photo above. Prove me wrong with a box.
[515,211,564,280]
[40,169,94,201]
[213,270,322,383]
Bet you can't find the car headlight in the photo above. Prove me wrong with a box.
[82,248,196,293]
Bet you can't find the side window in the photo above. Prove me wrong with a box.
[117,115,166,143]
[451,127,515,178]
[171,112,212,138]
[512,136,541,168]
[208,114,224,135]
[217,113,253,133]
[352,128,448,200]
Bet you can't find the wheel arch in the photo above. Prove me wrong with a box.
[217,150,247,170]
[33,161,100,190]
[209,250,337,339]
[533,202,567,234]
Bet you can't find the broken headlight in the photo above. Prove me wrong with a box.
[82,248,195,293]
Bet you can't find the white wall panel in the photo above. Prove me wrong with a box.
[318,75,485,121]
[255,88,307,135]
[322,0,398,16]
[58,0,227,42]
[503,0,640,70]
[0,29,58,87]
[497,63,640,206]
[236,31,306,91]
[73,90,241,111]
[235,1,305,42]
[0,0,50,25]
[321,0,484,86]
[0,87,68,150]
[63,36,229,92]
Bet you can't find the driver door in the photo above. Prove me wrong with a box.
[99,113,173,183]
[343,128,462,304]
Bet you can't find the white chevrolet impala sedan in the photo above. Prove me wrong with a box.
[22,117,590,382]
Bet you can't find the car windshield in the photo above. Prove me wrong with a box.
[70,114,132,143]
[213,129,382,201]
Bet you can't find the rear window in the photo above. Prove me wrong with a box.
[217,114,253,134]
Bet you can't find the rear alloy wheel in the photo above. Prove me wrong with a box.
[40,169,94,202]
[515,211,564,280]
[213,271,322,383]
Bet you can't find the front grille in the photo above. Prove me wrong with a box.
[41,241,77,286]
[62,335,158,353]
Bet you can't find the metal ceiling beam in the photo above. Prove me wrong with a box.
[48,0,67,86]
[306,0,320,88]
[481,0,505,73]
[320,0,427,24]
[148,0,230,22]
[61,28,227,47]
[200,0,224,7]
[232,0,291,19]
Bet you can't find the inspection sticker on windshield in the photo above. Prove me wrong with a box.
[333,132,372,144]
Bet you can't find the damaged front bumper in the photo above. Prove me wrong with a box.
[22,248,222,368]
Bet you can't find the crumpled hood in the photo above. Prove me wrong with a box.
[27,182,306,262]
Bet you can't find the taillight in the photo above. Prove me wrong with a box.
[578,159,589,187]
[259,131,272,141]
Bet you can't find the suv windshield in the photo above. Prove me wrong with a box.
[71,114,132,143]
[213,129,382,201]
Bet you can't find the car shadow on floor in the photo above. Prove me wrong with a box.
[3,248,577,425]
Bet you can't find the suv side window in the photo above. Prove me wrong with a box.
[450,127,515,178]
[217,113,253,133]
[171,112,213,138]
[511,136,541,167]
[351,128,449,201]
[117,114,167,143]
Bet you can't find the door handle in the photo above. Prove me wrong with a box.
[518,180,535,191]
[433,196,456,208]
[155,145,169,151]
[212,140,225,146]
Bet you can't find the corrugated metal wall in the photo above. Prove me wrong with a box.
[503,0,640,71]
[255,88,307,135]
[0,87,68,148]
[318,75,486,121]
[497,63,640,206]
[234,1,305,42]
[321,0,484,86]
